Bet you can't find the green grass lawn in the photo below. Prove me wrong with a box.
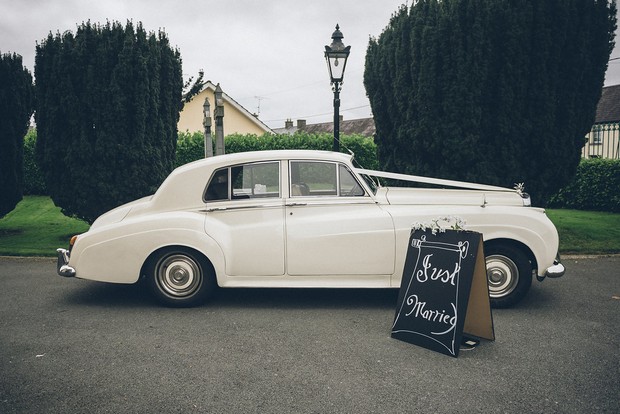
[0,196,89,257]
[0,196,618,257]
[546,209,620,255]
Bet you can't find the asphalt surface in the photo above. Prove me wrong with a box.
[0,256,618,413]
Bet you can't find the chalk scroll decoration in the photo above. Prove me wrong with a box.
[391,229,493,357]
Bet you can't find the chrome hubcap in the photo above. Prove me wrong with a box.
[486,255,519,298]
[157,254,202,298]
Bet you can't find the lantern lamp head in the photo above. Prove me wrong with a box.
[324,24,350,83]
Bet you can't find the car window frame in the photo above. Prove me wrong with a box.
[288,160,367,198]
[203,161,281,203]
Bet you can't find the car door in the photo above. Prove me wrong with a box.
[204,161,285,276]
[285,160,395,276]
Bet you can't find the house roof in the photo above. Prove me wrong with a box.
[273,117,376,137]
[269,84,620,135]
[595,84,620,123]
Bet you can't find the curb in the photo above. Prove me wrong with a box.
[562,254,620,259]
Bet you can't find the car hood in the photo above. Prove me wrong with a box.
[382,187,525,206]
[356,168,527,207]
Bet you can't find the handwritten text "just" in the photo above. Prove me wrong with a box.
[416,254,460,285]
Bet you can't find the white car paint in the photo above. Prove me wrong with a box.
[57,149,563,306]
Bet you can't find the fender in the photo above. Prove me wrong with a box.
[70,212,225,284]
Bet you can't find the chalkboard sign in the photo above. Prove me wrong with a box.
[391,229,494,357]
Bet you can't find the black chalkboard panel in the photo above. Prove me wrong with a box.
[391,229,494,357]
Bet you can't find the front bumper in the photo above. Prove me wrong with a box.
[544,260,565,278]
[537,256,565,282]
[56,248,76,278]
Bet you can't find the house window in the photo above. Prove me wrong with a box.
[591,126,603,145]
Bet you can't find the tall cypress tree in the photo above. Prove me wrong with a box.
[0,52,34,217]
[35,21,183,223]
[365,0,617,204]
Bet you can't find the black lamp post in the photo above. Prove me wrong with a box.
[325,24,350,152]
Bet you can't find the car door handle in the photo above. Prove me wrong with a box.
[285,202,307,207]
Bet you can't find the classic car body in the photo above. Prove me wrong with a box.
[57,150,564,307]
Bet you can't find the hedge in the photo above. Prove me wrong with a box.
[24,131,378,196]
[24,130,620,213]
[175,131,379,170]
[548,158,620,212]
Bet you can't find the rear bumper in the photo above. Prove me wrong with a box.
[56,248,76,278]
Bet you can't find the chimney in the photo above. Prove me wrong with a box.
[297,119,307,129]
[339,115,344,122]
[285,119,293,128]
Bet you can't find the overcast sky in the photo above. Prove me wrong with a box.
[2,0,619,130]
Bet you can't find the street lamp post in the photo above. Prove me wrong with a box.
[324,24,350,153]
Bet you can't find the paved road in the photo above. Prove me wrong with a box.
[0,256,618,413]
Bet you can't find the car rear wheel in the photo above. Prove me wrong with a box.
[485,245,532,308]
[146,248,215,307]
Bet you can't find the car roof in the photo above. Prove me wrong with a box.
[176,150,354,172]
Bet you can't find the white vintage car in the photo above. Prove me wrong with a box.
[57,150,564,308]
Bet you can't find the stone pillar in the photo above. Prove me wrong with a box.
[214,83,225,156]
[203,97,213,158]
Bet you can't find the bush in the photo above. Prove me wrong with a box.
[174,132,379,170]
[548,159,620,212]
[27,131,378,195]
[29,128,619,213]
[175,131,206,167]
[364,1,616,206]
[23,130,46,195]
[35,21,183,223]
[0,52,34,217]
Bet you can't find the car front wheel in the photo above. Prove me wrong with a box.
[146,248,215,307]
[485,245,532,308]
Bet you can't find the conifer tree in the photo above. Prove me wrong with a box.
[364,0,617,204]
[0,52,34,217]
[35,21,183,222]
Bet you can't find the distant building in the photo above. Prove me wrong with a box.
[583,84,620,159]
[273,117,376,138]
[178,81,273,135]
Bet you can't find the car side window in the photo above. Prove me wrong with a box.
[205,168,229,201]
[231,162,280,199]
[205,162,280,201]
[290,161,337,196]
[290,161,365,197]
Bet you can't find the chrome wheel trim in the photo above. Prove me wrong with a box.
[156,254,202,298]
[486,254,519,298]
